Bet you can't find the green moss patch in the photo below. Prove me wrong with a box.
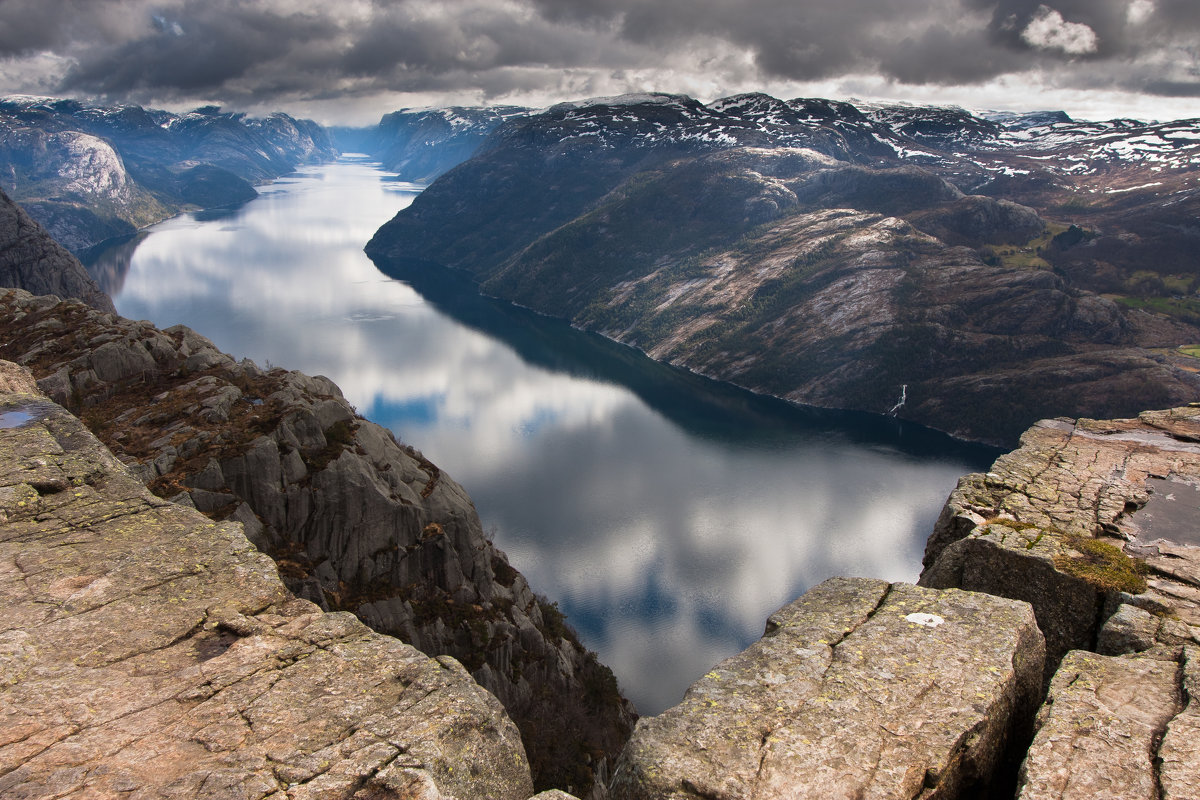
[1053,534,1148,594]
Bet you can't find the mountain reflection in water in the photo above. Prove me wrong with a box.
[86,156,997,713]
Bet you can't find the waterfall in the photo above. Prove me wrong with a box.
[888,384,907,416]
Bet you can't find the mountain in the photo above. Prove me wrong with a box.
[0,96,336,251]
[333,105,529,182]
[367,93,1200,446]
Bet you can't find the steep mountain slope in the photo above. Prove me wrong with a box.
[0,97,336,250]
[368,94,1200,445]
[0,185,113,312]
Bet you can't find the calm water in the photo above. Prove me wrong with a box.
[89,156,997,713]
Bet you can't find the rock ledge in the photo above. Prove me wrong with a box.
[611,577,1044,800]
[0,386,532,799]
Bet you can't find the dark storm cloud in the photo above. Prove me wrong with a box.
[1,0,1198,109]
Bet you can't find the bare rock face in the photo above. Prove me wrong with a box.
[49,130,133,202]
[920,408,1200,674]
[1015,649,1193,800]
[0,360,36,394]
[0,187,114,313]
[610,577,1045,800]
[0,289,634,795]
[0,383,533,799]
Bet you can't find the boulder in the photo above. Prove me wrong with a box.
[1015,649,1189,800]
[0,387,533,799]
[610,577,1044,800]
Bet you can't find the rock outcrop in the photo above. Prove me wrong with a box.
[920,408,1200,671]
[0,288,634,796]
[609,406,1200,799]
[0,187,113,313]
[916,406,1200,799]
[611,577,1045,799]
[0,378,533,799]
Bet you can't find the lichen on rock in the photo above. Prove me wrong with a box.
[610,577,1045,800]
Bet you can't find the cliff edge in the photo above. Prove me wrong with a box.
[916,406,1200,798]
[615,406,1200,799]
[0,362,533,799]
[0,288,634,795]
[921,407,1200,668]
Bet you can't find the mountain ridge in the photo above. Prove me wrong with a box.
[367,91,1200,446]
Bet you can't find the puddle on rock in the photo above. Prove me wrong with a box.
[0,410,34,429]
[0,401,54,430]
[1131,477,1200,547]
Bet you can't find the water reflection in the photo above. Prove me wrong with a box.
[91,157,996,713]
[82,232,150,297]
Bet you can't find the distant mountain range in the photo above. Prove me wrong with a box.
[333,106,529,182]
[366,92,1200,445]
[0,96,335,251]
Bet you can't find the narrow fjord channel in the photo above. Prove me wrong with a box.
[86,156,997,713]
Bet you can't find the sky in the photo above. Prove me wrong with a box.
[0,0,1197,126]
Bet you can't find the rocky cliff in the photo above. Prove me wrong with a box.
[0,186,113,313]
[613,577,1045,799]
[915,406,1200,797]
[0,361,534,799]
[0,289,634,796]
[920,407,1200,669]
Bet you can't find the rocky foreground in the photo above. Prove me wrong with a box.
[611,406,1200,799]
[0,289,633,795]
[3,295,1200,796]
[0,361,533,799]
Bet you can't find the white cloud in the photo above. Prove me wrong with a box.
[1021,5,1100,55]
[1127,0,1155,26]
